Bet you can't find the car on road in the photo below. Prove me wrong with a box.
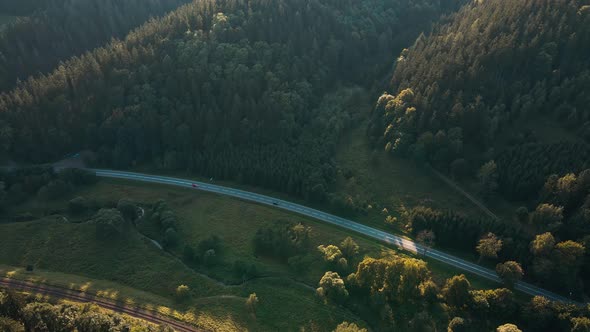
[272,201,279,206]
[192,183,198,188]
[64,152,80,159]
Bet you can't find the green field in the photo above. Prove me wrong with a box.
[0,175,506,331]
[80,179,499,289]
[1,182,365,331]
[332,122,481,221]
[0,180,378,330]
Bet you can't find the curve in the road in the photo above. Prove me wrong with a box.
[92,169,575,304]
[0,278,201,332]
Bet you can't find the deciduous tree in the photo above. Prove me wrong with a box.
[447,317,468,332]
[530,232,556,256]
[318,245,343,263]
[317,271,348,304]
[531,204,564,231]
[163,227,179,248]
[340,237,360,259]
[442,274,471,309]
[117,199,138,221]
[0,317,23,332]
[552,240,585,289]
[246,293,259,315]
[333,322,367,332]
[522,296,554,331]
[496,323,522,332]
[175,285,190,302]
[476,233,502,263]
[571,317,590,332]
[495,261,524,288]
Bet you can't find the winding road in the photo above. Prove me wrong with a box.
[92,169,575,303]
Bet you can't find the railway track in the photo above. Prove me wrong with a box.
[0,278,202,332]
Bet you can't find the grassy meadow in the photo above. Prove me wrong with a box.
[0,173,508,331]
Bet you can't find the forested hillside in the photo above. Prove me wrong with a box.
[0,0,190,91]
[368,0,590,299]
[0,0,456,201]
[369,0,590,174]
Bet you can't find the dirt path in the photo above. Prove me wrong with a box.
[427,166,499,220]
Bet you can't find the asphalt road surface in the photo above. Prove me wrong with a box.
[93,169,575,303]
[0,277,201,332]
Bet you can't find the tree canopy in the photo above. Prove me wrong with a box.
[0,0,457,203]
[369,0,590,172]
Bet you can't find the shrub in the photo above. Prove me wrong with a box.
[163,228,178,248]
[174,285,190,302]
[117,199,138,221]
[68,197,88,215]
